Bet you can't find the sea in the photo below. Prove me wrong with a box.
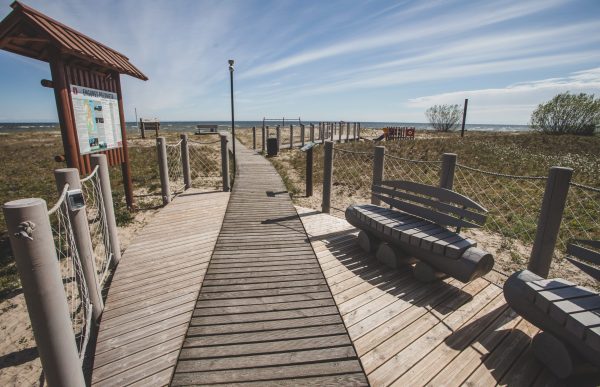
[0,121,531,133]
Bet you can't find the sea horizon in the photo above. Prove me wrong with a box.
[0,121,531,133]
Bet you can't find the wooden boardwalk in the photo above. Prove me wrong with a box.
[296,207,571,386]
[91,189,229,386]
[171,143,368,385]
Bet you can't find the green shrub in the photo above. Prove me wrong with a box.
[530,92,600,135]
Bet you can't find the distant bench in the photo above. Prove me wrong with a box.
[345,179,494,283]
[503,240,600,378]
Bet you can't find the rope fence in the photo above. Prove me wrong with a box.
[453,164,547,275]
[48,184,92,361]
[166,140,185,196]
[188,138,222,189]
[80,166,113,288]
[385,154,441,187]
[330,146,373,215]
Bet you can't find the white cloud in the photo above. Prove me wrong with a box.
[406,67,600,124]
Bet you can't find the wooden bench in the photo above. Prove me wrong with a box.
[503,240,600,379]
[345,180,494,283]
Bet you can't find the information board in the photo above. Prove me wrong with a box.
[70,85,122,154]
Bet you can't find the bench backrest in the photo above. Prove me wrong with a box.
[372,179,487,232]
[566,240,600,281]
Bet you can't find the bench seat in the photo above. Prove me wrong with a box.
[346,203,494,283]
[504,270,600,375]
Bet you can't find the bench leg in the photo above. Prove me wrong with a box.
[376,243,415,269]
[531,331,598,379]
[413,261,446,282]
[357,230,380,254]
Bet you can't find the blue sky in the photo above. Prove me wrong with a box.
[0,0,599,124]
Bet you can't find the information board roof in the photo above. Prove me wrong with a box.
[0,1,147,80]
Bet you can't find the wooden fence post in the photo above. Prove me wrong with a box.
[139,118,145,139]
[156,137,171,205]
[90,154,122,266]
[180,133,192,190]
[220,133,230,192]
[306,146,314,197]
[3,199,86,387]
[252,126,256,149]
[372,146,385,205]
[276,125,281,149]
[322,141,334,213]
[330,123,334,141]
[357,122,361,139]
[290,124,294,149]
[338,122,343,143]
[301,124,305,147]
[346,122,350,141]
[440,153,457,189]
[54,168,104,325]
[528,167,573,277]
[310,123,315,142]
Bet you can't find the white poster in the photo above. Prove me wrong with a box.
[71,85,122,154]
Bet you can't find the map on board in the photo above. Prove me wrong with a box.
[70,85,122,154]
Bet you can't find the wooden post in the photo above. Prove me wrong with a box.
[357,122,361,139]
[49,52,79,170]
[261,123,266,152]
[54,168,104,325]
[90,154,122,266]
[528,167,573,278]
[114,74,135,209]
[440,153,457,189]
[306,146,314,197]
[338,122,343,143]
[3,198,86,387]
[322,141,334,213]
[461,98,468,138]
[372,146,385,205]
[353,122,357,140]
[140,118,145,139]
[220,133,230,192]
[156,137,171,205]
[290,124,294,149]
[330,123,334,141]
[346,122,350,141]
[310,123,315,142]
[301,124,305,147]
[276,125,281,149]
[252,126,256,150]
[181,133,191,189]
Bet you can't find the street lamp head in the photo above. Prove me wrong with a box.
[228,59,234,71]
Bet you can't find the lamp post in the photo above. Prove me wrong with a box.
[228,59,236,175]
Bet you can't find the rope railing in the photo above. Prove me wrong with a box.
[80,166,113,287]
[559,182,600,267]
[166,140,185,196]
[48,184,92,361]
[453,164,547,275]
[385,154,442,187]
[188,140,221,189]
[330,145,374,216]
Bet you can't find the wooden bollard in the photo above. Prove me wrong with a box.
[90,154,122,266]
[290,124,294,149]
[3,199,86,387]
[252,126,256,149]
[54,168,104,325]
[220,133,230,192]
[322,141,334,213]
[372,146,385,205]
[156,137,171,205]
[440,153,457,190]
[528,167,573,277]
[181,133,191,189]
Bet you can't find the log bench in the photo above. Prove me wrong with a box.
[503,240,600,379]
[345,180,494,283]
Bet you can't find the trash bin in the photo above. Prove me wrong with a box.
[267,137,279,156]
